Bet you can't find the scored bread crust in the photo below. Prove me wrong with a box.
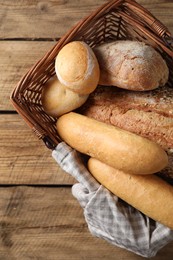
[78,86,173,151]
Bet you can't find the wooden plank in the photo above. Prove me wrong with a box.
[0,114,75,185]
[0,0,105,39]
[0,0,172,39]
[0,41,55,111]
[0,186,173,259]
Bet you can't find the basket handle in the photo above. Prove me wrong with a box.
[125,0,171,37]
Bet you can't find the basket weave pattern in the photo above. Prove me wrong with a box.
[11,0,173,149]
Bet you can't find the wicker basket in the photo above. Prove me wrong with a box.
[11,0,173,150]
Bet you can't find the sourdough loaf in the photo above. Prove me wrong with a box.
[94,40,169,91]
[78,86,173,151]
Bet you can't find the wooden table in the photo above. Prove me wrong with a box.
[0,0,173,259]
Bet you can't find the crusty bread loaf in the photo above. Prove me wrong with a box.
[79,85,173,151]
[94,40,169,91]
[41,77,88,117]
[56,112,168,175]
[55,41,100,95]
[88,158,173,229]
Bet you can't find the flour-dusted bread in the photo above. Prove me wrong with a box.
[55,41,100,95]
[94,40,169,91]
[56,112,168,175]
[41,77,88,117]
[88,158,173,229]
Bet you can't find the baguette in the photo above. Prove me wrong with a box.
[56,112,168,175]
[88,158,173,229]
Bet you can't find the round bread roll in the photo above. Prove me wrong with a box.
[41,77,88,117]
[94,40,169,91]
[55,41,100,95]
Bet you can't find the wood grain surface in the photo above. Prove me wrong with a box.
[0,0,172,39]
[0,186,173,260]
[0,0,173,259]
[0,114,74,185]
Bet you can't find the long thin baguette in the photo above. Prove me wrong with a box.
[56,112,168,175]
[88,158,173,229]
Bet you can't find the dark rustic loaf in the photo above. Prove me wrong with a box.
[78,86,173,151]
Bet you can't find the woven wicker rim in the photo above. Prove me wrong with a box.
[11,0,173,150]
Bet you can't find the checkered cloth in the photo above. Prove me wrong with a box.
[52,142,173,258]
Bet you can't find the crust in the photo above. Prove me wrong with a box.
[88,158,173,229]
[55,41,100,95]
[41,77,88,117]
[94,40,169,91]
[56,112,168,175]
[79,86,173,151]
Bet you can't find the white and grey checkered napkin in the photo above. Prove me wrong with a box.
[52,142,173,258]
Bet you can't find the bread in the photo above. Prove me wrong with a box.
[41,77,88,117]
[55,41,100,95]
[88,158,173,229]
[94,40,169,91]
[158,153,173,185]
[56,112,168,175]
[79,85,173,151]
